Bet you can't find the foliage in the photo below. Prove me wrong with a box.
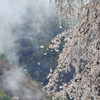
[0,89,10,100]
[0,53,9,63]
[43,0,100,100]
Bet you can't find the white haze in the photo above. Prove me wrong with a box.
[0,0,56,99]
[2,67,43,100]
[0,0,56,64]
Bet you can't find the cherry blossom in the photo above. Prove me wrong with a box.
[43,0,100,100]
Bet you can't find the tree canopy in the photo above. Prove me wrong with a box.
[43,0,100,100]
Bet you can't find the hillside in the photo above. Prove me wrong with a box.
[0,58,12,75]
[0,58,43,100]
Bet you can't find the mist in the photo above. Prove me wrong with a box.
[1,67,43,100]
[0,0,57,64]
[0,0,58,99]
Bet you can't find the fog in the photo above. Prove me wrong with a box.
[0,0,57,99]
[1,67,43,99]
[0,0,57,64]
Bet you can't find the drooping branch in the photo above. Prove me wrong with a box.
[43,0,100,100]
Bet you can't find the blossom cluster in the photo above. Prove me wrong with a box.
[43,0,100,100]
